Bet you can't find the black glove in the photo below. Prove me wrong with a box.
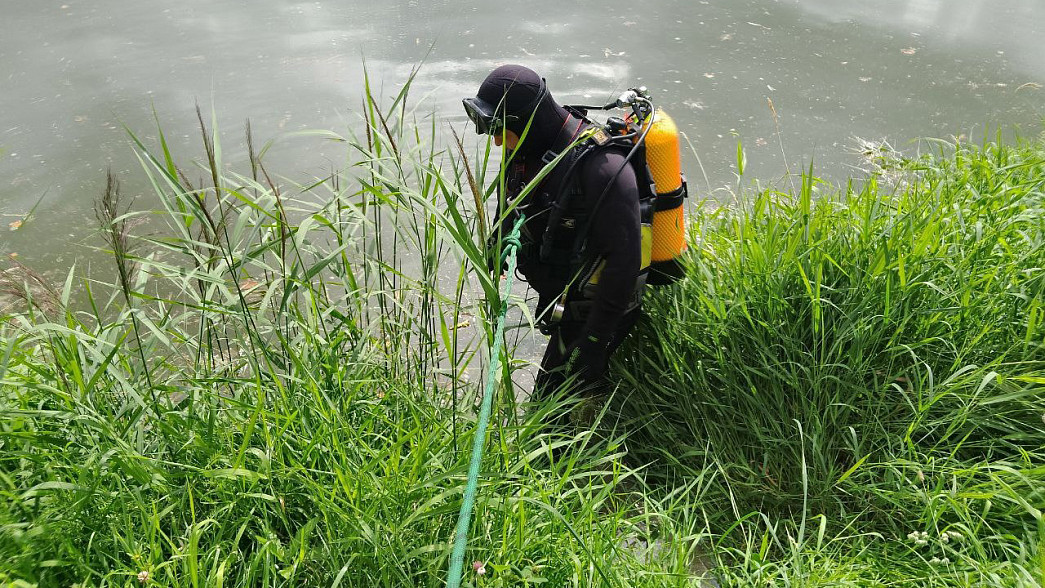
[564,334,609,384]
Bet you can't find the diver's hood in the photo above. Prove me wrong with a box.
[474,64,574,157]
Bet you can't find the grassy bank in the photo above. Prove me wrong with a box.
[0,92,705,587]
[1,85,1043,587]
[615,136,1045,584]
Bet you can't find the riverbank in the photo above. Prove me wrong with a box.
[1,104,1042,586]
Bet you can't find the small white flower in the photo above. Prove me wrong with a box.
[473,560,486,576]
[138,570,150,583]
[907,530,931,546]
[929,557,940,564]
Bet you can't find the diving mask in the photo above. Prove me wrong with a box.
[462,77,548,136]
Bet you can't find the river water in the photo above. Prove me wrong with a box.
[2,0,1043,269]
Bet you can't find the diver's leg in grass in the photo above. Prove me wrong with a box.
[534,307,640,433]
[569,309,640,428]
[533,321,575,427]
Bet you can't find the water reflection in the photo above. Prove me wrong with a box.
[782,0,1045,77]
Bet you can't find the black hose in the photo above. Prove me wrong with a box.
[565,102,618,112]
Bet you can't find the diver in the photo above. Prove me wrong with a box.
[463,64,647,414]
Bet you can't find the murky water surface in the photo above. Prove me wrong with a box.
[2,0,1043,268]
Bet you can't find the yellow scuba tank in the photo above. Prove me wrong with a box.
[639,108,687,285]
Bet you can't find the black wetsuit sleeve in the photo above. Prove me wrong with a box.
[575,150,641,366]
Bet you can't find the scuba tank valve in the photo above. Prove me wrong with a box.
[615,87,650,107]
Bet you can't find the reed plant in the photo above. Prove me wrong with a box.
[0,79,708,587]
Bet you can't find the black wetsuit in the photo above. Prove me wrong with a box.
[476,64,643,400]
[502,117,643,398]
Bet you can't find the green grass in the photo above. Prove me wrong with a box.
[0,83,706,587]
[1,75,1043,587]
[614,136,1045,585]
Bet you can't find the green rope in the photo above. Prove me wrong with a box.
[446,214,525,588]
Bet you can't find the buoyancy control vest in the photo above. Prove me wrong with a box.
[505,128,650,323]
[494,90,688,326]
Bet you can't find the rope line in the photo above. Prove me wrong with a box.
[445,214,526,588]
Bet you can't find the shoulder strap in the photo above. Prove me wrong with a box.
[568,125,649,264]
[537,130,607,263]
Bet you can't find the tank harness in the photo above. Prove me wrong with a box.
[499,94,688,329]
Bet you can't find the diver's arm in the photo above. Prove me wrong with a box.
[570,151,642,376]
